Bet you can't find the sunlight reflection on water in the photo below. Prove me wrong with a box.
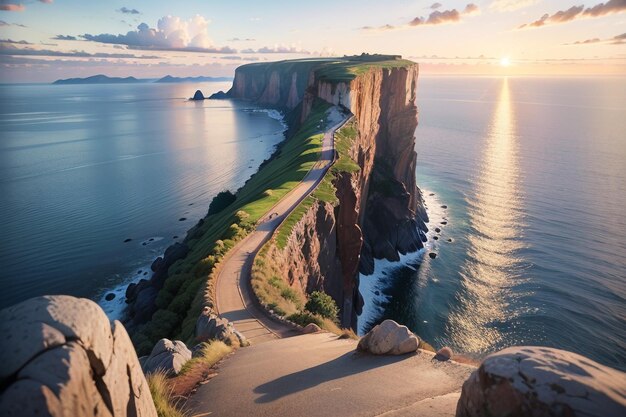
[447,78,528,353]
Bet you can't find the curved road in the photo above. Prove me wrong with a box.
[215,109,350,344]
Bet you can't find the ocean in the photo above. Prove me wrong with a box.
[358,76,626,371]
[0,81,285,316]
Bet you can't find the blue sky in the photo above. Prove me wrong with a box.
[1,0,625,81]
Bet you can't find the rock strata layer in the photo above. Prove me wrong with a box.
[0,295,157,417]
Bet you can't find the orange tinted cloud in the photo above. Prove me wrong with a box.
[519,0,626,28]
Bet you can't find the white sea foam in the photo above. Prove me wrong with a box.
[357,189,449,335]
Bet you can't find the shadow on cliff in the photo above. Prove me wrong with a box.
[253,351,412,403]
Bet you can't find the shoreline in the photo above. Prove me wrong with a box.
[96,102,289,322]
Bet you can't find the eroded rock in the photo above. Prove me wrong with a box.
[142,339,192,377]
[357,319,419,355]
[302,323,322,334]
[0,295,157,417]
[195,307,235,344]
[456,346,626,417]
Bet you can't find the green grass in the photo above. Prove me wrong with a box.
[315,56,415,83]
[131,100,333,356]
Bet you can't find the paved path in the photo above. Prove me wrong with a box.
[186,333,474,417]
[215,111,350,344]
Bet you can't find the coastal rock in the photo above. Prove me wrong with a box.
[302,323,322,334]
[195,306,234,343]
[434,346,453,361]
[357,319,419,355]
[0,295,157,417]
[456,346,626,417]
[191,90,205,100]
[142,338,192,376]
[209,90,228,99]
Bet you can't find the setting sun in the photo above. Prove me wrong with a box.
[500,57,511,67]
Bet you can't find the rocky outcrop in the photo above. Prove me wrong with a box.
[195,307,235,343]
[456,346,626,417]
[191,90,204,100]
[141,339,191,377]
[233,57,426,327]
[357,319,419,355]
[125,242,189,328]
[0,295,157,417]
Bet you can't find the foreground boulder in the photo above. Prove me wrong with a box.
[141,339,191,377]
[357,319,419,355]
[456,346,626,417]
[0,295,157,417]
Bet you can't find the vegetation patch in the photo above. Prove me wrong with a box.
[131,101,333,356]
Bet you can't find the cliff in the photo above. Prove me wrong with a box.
[236,55,428,327]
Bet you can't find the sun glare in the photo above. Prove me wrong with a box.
[500,57,511,67]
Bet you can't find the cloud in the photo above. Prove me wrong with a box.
[0,19,26,27]
[0,38,31,44]
[240,45,310,54]
[429,2,442,9]
[52,35,77,41]
[228,37,256,42]
[81,15,238,54]
[490,0,540,12]
[0,42,159,58]
[519,0,626,28]
[0,0,51,11]
[118,7,139,15]
[566,32,626,44]
[365,3,479,30]
[0,4,25,11]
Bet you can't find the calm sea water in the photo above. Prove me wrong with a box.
[359,76,626,371]
[0,82,285,313]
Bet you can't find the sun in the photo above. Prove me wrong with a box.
[500,57,511,67]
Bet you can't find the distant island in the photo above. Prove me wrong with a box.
[52,74,233,85]
[53,75,143,85]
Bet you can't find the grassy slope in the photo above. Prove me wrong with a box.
[131,101,332,355]
[133,56,415,355]
[251,119,359,332]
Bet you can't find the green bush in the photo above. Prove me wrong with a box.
[287,311,323,328]
[208,190,236,215]
[305,291,339,321]
[280,287,300,303]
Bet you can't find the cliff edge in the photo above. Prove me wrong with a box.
[226,55,428,327]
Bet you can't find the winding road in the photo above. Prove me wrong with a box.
[214,109,350,344]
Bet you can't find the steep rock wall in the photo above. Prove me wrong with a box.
[241,60,427,327]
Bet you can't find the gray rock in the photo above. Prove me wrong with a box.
[195,306,234,343]
[456,346,626,417]
[302,323,322,334]
[357,319,419,355]
[142,338,192,377]
[0,295,157,417]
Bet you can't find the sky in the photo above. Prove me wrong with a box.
[0,0,625,82]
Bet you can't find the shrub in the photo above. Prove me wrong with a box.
[267,302,286,317]
[147,371,186,417]
[287,311,323,328]
[207,190,236,215]
[280,287,300,303]
[305,291,339,321]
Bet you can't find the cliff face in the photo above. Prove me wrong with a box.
[237,58,428,327]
